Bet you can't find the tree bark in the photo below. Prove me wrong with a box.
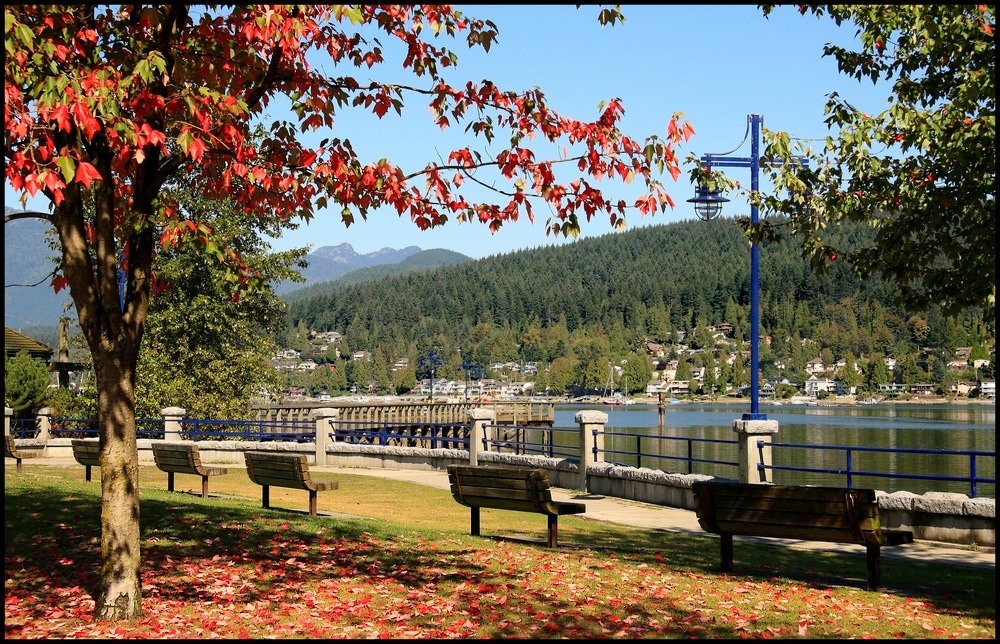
[93,349,143,621]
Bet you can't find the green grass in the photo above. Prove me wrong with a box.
[5,464,995,639]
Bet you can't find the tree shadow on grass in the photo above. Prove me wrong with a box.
[487,519,995,624]
[5,472,995,637]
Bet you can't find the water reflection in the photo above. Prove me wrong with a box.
[553,403,996,497]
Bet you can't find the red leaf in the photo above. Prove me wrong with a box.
[75,161,102,187]
[51,274,70,294]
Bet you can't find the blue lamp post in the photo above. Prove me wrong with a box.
[688,114,806,421]
[419,348,443,401]
[459,359,481,403]
[117,248,126,313]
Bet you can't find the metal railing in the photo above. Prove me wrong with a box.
[181,418,314,441]
[597,429,740,474]
[482,424,578,459]
[759,440,995,498]
[331,419,468,449]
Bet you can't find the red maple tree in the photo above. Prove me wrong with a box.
[4,5,692,620]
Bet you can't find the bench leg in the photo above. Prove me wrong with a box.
[309,490,318,516]
[167,471,175,492]
[262,485,270,509]
[547,515,558,548]
[720,534,734,573]
[16,458,23,474]
[201,475,209,499]
[85,465,92,482]
[470,507,481,537]
[866,545,881,590]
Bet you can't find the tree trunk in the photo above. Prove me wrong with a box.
[93,350,143,621]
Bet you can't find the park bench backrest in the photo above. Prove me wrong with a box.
[691,481,890,546]
[244,451,322,491]
[151,442,212,475]
[71,439,101,467]
[6,434,38,473]
[5,435,19,458]
[447,465,561,516]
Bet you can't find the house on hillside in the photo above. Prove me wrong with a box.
[643,339,665,357]
[947,381,977,397]
[805,375,841,396]
[806,357,827,375]
[878,383,908,397]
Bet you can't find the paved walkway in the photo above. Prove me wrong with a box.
[16,457,995,571]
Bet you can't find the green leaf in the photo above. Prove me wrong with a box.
[56,155,76,183]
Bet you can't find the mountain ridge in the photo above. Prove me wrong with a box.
[4,208,471,326]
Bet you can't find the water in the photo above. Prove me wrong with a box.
[552,402,996,498]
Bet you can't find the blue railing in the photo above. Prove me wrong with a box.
[10,417,37,438]
[182,418,315,441]
[759,440,995,498]
[483,424,578,459]
[596,429,739,474]
[38,417,316,441]
[331,419,468,450]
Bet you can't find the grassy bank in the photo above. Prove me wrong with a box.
[5,465,995,639]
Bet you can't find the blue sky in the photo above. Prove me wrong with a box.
[6,5,889,260]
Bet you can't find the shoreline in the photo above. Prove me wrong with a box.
[548,395,996,407]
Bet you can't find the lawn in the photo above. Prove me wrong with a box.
[4,464,995,639]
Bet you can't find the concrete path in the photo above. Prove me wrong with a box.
[14,457,995,571]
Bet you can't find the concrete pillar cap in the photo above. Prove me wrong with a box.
[467,408,496,421]
[575,409,608,424]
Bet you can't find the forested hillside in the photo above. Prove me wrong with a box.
[282,248,472,303]
[284,218,993,392]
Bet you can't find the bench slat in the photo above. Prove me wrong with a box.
[705,521,868,544]
[705,496,879,519]
[708,508,880,532]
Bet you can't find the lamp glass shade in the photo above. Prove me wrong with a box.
[686,185,729,221]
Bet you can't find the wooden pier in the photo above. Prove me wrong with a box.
[251,400,555,440]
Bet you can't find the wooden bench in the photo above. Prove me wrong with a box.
[243,451,338,515]
[5,435,38,473]
[447,465,587,548]
[691,481,914,589]
[151,442,229,499]
[71,439,101,481]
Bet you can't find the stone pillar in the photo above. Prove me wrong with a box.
[575,409,608,491]
[5,407,12,437]
[467,408,495,466]
[35,407,53,441]
[312,408,339,466]
[732,417,780,484]
[161,407,185,441]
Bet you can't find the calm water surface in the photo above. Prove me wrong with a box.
[551,402,996,498]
